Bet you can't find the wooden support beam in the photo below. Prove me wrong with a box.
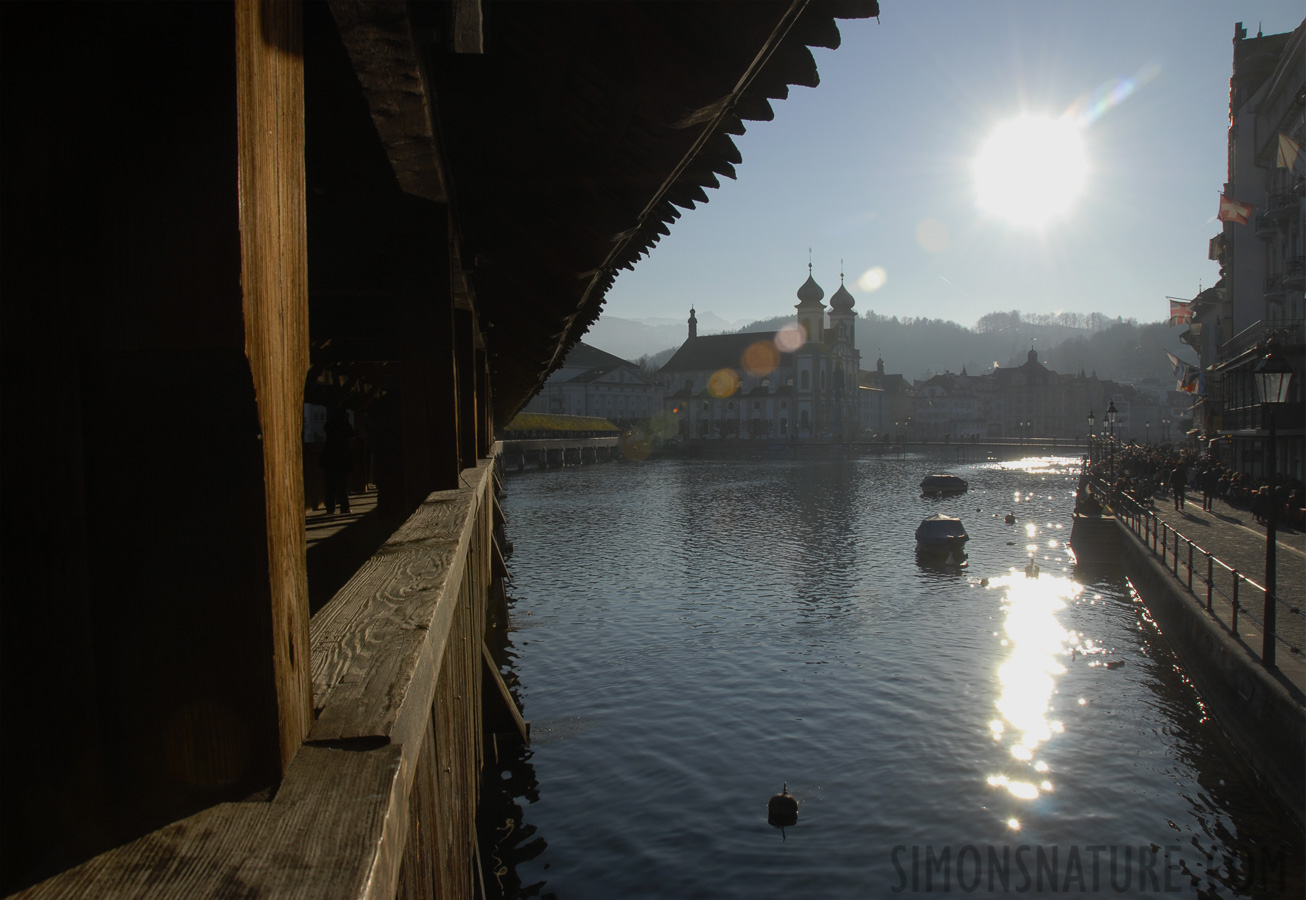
[475,345,492,458]
[235,0,313,772]
[481,643,529,747]
[396,196,460,509]
[454,308,479,468]
[451,0,483,54]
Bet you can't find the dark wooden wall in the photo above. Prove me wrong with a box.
[1,0,498,891]
[1,1,300,888]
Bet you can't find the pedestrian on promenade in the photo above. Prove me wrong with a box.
[1201,466,1220,511]
[1170,463,1187,511]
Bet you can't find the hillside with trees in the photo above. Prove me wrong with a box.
[622,309,1193,385]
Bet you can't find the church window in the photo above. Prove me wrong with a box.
[780,401,787,410]
[800,371,809,390]
[727,401,734,410]
[752,401,760,410]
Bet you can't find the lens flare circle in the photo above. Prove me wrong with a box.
[741,340,780,377]
[775,322,806,352]
[915,218,949,254]
[857,266,887,293]
[708,368,740,398]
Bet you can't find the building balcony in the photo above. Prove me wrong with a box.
[1285,256,1306,290]
[1266,192,1297,220]
[1219,318,1306,360]
[1264,274,1286,302]
[1255,214,1279,239]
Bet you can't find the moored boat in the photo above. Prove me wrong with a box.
[915,513,969,565]
[920,473,969,495]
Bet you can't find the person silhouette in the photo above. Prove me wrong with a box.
[321,406,355,515]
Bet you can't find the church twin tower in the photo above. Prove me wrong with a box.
[671,263,862,439]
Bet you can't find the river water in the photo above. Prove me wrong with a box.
[486,450,1303,899]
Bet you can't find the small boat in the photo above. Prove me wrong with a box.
[920,474,969,495]
[915,513,969,565]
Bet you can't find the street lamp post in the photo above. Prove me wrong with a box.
[1087,409,1096,465]
[1253,347,1293,669]
[1105,401,1118,503]
[1145,420,1150,444]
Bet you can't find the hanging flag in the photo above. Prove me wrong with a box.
[1169,299,1192,326]
[1276,133,1306,177]
[1217,193,1253,224]
[1181,369,1199,393]
[1165,351,1186,378]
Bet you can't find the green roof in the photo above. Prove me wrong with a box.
[503,412,620,433]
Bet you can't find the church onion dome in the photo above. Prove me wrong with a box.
[829,281,855,312]
[795,273,825,306]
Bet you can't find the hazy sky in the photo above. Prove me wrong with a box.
[598,1,1304,330]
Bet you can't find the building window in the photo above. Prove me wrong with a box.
[780,400,787,410]
[753,401,760,410]
[801,371,809,390]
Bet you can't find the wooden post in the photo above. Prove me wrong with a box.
[398,196,459,507]
[476,345,492,458]
[236,0,313,772]
[455,307,479,468]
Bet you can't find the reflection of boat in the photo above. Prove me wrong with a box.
[920,474,969,495]
[915,514,969,565]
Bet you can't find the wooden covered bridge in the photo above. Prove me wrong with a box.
[0,1,876,895]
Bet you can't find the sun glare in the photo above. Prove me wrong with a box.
[975,116,1087,227]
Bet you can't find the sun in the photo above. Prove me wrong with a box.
[975,116,1088,228]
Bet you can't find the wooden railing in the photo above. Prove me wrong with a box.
[18,455,515,899]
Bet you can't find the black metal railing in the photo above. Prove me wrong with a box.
[1093,476,1304,669]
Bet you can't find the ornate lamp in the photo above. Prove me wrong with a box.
[1253,348,1293,668]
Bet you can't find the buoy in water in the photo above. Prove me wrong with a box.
[1005,513,1017,524]
[768,783,798,827]
[1025,556,1040,578]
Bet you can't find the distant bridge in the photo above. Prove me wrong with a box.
[501,436,622,471]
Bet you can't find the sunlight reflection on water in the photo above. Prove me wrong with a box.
[988,571,1081,811]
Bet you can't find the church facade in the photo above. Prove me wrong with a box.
[656,267,868,439]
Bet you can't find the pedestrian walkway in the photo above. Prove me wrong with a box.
[1122,486,1306,696]
[305,489,393,615]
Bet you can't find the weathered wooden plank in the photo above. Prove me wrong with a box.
[395,719,439,900]
[15,745,407,900]
[235,0,314,772]
[310,459,495,751]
